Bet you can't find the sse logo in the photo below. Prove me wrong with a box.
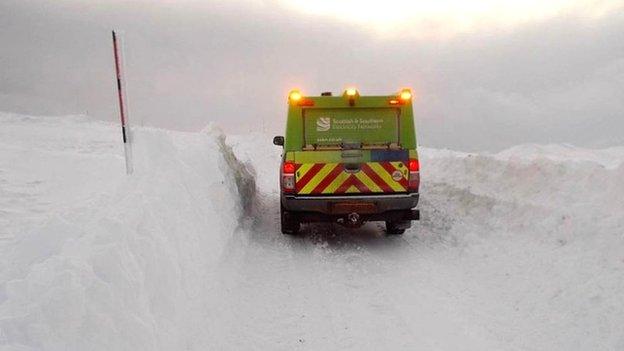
[316,117,331,132]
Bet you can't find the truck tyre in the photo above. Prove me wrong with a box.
[280,204,300,235]
[385,220,409,235]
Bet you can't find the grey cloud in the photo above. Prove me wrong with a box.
[0,0,622,151]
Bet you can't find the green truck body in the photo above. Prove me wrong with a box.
[274,89,420,235]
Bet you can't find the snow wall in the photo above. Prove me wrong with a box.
[0,115,257,350]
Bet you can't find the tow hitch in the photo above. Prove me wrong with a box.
[337,212,363,228]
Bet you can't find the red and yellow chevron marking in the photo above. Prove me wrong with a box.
[295,162,408,195]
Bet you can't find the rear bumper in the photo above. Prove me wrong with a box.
[281,192,419,214]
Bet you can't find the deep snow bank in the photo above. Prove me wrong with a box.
[417,146,624,350]
[420,144,624,239]
[0,114,255,350]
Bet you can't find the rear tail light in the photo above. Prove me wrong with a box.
[282,161,296,193]
[408,159,419,172]
[408,158,420,192]
[283,162,296,174]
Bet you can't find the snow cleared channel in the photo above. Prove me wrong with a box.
[1,113,623,350]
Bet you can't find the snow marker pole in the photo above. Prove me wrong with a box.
[112,30,134,174]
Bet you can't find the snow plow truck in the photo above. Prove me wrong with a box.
[273,88,420,235]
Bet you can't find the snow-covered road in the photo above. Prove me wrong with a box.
[1,113,623,350]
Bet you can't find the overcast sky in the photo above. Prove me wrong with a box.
[1,0,623,150]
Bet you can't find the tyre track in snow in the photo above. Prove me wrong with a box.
[200,208,343,349]
[301,226,416,350]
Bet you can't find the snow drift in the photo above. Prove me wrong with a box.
[1,113,623,350]
[0,113,256,350]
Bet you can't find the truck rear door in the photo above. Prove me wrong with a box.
[294,108,409,195]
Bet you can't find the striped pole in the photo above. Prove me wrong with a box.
[112,30,133,174]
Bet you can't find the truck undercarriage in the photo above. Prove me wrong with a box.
[280,193,419,235]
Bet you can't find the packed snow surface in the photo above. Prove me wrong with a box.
[1,112,623,350]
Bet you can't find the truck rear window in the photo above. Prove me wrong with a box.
[303,108,399,147]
